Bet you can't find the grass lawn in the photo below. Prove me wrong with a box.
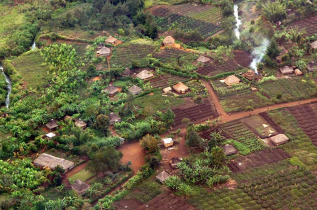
[134,90,185,116]
[69,169,96,182]
[11,51,49,89]
[124,179,163,203]
[0,193,10,203]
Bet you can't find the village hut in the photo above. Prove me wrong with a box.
[280,66,294,74]
[71,180,90,195]
[222,144,237,156]
[128,85,142,95]
[156,171,171,184]
[75,119,87,129]
[105,36,118,45]
[169,157,182,169]
[243,70,256,81]
[224,75,240,86]
[163,36,175,47]
[197,55,210,63]
[173,82,189,94]
[163,138,174,148]
[45,119,58,131]
[307,62,317,72]
[97,46,111,56]
[104,84,119,96]
[311,40,317,50]
[136,70,153,80]
[109,112,121,125]
[122,68,131,77]
[269,134,289,146]
[97,43,105,50]
[45,132,56,139]
[34,153,75,171]
[294,69,303,76]
[163,87,172,94]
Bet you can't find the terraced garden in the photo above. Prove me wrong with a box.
[197,59,240,76]
[111,43,157,68]
[287,15,317,36]
[153,48,198,66]
[219,121,265,154]
[149,74,188,89]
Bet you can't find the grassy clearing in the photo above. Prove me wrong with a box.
[69,169,96,182]
[124,179,163,203]
[134,90,185,116]
[0,4,25,50]
[11,51,49,89]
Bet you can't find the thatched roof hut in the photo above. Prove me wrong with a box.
[122,68,131,77]
[128,85,142,95]
[311,41,317,50]
[75,119,87,129]
[34,153,75,171]
[307,62,317,72]
[294,69,303,76]
[280,66,294,74]
[71,180,90,195]
[163,36,175,47]
[109,112,121,125]
[97,46,111,56]
[224,75,240,86]
[46,119,58,131]
[156,171,171,184]
[103,84,119,96]
[243,70,256,81]
[173,82,189,94]
[97,43,105,50]
[197,55,210,63]
[222,144,237,156]
[136,70,153,80]
[269,134,289,146]
[163,87,172,94]
[105,36,118,45]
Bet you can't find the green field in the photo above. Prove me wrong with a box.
[0,4,25,50]
[69,169,96,182]
[11,51,49,89]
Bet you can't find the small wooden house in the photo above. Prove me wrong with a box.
[75,119,87,129]
[109,112,121,125]
[173,82,189,94]
[71,180,90,195]
[105,36,118,45]
[136,70,153,80]
[163,138,174,148]
[46,119,58,131]
[128,85,142,95]
[163,36,175,47]
[280,66,294,75]
[269,134,289,146]
[156,171,171,184]
[224,75,240,86]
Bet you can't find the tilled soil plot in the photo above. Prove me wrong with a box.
[138,192,196,210]
[288,104,317,146]
[233,50,252,68]
[197,59,239,76]
[228,148,290,172]
[172,100,218,127]
[287,15,317,37]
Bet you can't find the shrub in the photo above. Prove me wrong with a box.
[165,176,182,190]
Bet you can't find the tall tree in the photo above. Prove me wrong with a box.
[186,124,202,148]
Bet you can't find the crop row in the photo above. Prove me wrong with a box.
[149,74,187,88]
[197,59,239,76]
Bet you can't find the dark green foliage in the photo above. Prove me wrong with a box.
[186,124,202,148]
[94,114,110,132]
[266,39,281,59]
[211,146,225,167]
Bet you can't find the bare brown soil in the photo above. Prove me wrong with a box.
[228,148,290,173]
[233,50,252,68]
[287,15,317,37]
[197,59,239,76]
[113,198,143,210]
[138,191,196,210]
[119,141,145,174]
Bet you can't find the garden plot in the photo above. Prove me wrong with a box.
[149,4,222,39]
[228,148,290,173]
[219,121,265,154]
[233,50,252,68]
[172,100,218,127]
[257,78,317,102]
[238,166,317,209]
[153,48,198,66]
[149,74,187,89]
[287,15,317,37]
[211,80,270,112]
[111,44,157,68]
[197,59,239,76]
[241,115,278,138]
[288,104,317,146]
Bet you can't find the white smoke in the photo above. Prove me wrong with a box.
[234,4,242,40]
[249,38,270,74]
